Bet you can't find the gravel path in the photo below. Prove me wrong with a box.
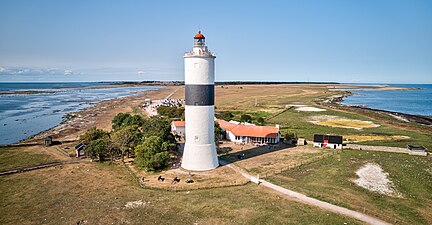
[220,160,391,225]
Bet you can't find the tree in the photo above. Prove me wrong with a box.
[141,116,177,147]
[112,113,144,130]
[240,114,252,123]
[214,121,225,147]
[134,136,170,171]
[84,138,111,162]
[111,125,141,163]
[257,117,265,125]
[80,127,109,144]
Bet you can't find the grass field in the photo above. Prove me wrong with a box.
[0,146,69,171]
[268,106,432,150]
[266,150,432,225]
[0,162,361,225]
[213,84,432,150]
[1,84,431,224]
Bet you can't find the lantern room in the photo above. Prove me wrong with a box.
[194,31,205,46]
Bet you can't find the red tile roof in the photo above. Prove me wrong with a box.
[216,119,279,138]
[172,121,185,127]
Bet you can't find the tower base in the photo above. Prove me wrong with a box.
[181,143,219,171]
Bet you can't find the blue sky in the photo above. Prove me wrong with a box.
[0,0,431,83]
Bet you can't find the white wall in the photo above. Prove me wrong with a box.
[184,57,214,84]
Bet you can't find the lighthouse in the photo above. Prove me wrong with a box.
[181,31,219,171]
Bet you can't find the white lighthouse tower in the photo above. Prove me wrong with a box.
[181,31,219,171]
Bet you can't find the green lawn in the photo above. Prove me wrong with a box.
[266,150,432,225]
[0,147,56,171]
[0,162,361,225]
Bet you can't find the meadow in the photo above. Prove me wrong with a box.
[0,161,360,225]
[266,150,432,225]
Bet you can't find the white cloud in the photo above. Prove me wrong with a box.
[137,70,147,75]
[64,69,73,75]
[0,67,75,76]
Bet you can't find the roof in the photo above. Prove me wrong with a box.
[45,136,52,140]
[313,134,343,144]
[194,31,205,39]
[217,119,279,138]
[407,145,427,151]
[75,143,86,150]
[172,121,185,127]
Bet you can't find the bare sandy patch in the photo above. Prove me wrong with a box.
[310,115,379,130]
[295,106,326,112]
[344,135,410,143]
[354,163,400,197]
[125,200,149,208]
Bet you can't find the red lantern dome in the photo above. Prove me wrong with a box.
[194,31,205,39]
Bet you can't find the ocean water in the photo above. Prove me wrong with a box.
[342,84,432,117]
[0,83,162,145]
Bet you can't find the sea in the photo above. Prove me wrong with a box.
[0,82,162,145]
[341,84,432,117]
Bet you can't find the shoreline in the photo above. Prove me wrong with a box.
[327,88,432,126]
[15,85,181,146]
[0,85,176,146]
[0,83,169,95]
[3,83,430,147]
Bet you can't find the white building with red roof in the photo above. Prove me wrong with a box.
[216,119,280,145]
[171,121,185,138]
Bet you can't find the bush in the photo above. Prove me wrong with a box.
[219,111,234,121]
[157,106,184,119]
[134,136,171,171]
[240,114,252,123]
[284,131,298,140]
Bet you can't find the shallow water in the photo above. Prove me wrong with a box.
[342,84,432,117]
[0,83,162,145]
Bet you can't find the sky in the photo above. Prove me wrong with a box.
[0,0,431,83]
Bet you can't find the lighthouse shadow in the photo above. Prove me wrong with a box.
[218,143,296,165]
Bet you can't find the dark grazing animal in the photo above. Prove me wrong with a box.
[171,177,181,184]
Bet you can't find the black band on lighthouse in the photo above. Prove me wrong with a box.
[185,84,214,106]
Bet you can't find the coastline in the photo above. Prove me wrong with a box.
[326,86,432,126]
[17,85,181,145]
[4,83,430,147]
[0,82,172,95]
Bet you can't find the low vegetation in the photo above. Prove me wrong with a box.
[157,105,184,119]
[267,150,432,224]
[0,147,56,171]
[0,162,361,225]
